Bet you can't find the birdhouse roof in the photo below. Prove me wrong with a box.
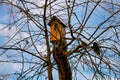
[48,16,66,27]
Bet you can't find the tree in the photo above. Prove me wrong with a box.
[0,0,120,80]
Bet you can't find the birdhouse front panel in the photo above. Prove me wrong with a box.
[50,21,66,42]
[50,23,60,42]
[48,16,66,42]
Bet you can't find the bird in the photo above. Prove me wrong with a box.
[93,42,100,55]
[68,0,70,3]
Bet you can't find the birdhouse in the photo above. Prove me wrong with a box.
[48,16,66,43]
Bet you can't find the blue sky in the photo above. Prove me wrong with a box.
[0,3,10,24]
[0,0,120,80]
[0,2,91,79]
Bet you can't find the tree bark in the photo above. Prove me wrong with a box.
[53,41,72,80]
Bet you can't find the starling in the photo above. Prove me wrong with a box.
[68,0,70,3]
[93,42,100,55]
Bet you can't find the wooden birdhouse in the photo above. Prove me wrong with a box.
[48,16,66,43]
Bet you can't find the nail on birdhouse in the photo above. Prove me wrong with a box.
[48,16,66,43]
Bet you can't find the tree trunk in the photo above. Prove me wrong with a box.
[53,41,72,80]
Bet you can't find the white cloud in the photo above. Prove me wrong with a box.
[0,63,21,74]
[36,44,47,55]
[0,24,48,56]
[0,24,29,42]
[0,24,9,36]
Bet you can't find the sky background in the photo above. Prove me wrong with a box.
[0,0,119,80]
